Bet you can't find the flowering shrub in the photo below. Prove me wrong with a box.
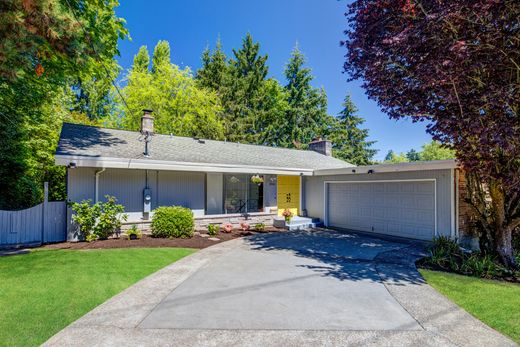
[240,222,250,231]
[222,223,233,233]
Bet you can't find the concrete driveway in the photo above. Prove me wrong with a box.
[45,230,516,347]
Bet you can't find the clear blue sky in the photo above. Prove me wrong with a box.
[115,0,432,160]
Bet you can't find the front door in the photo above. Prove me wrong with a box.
[277,175,300,216]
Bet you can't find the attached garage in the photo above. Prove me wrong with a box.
[326,180,436,240]
[303,161,458,241]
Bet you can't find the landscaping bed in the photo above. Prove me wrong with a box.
[43,227,285,250]
[416,237,520,283]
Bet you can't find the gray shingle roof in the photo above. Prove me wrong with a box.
[56,123,353,171]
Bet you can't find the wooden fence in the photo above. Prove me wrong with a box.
[0,183,67,247]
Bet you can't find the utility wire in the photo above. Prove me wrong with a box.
[63,0,131,114]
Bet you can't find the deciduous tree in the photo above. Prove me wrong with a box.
[343,0,520,268]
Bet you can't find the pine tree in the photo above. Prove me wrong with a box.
[406,149,421,161]
[196,38,228,93]
[223,33,270,142]
[330,94,377,165]
[283,44,329,146]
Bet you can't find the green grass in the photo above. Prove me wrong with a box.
[420,269,520,343]
[0,248,195,347]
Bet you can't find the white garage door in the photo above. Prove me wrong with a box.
[326,181,436,241]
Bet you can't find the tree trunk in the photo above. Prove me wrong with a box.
[495,224,518,269]
[489,183,518,270]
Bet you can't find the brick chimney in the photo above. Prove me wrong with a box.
[309,137,332,156]
[141,109,154,135]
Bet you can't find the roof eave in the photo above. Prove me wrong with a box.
[55,154,316,176]
[313,159,458,176]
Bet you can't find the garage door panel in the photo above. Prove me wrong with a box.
[327,181,435,241]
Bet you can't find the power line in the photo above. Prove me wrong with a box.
[63,0,131,114]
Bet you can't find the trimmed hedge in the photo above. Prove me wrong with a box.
[151,206,194,238]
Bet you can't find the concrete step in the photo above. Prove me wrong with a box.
[273,216,321,230]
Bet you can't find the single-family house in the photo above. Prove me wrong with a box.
[56,110,470,242]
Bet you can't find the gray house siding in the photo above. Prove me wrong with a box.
[156,171,205,215]
[67,168,206,225]
[304,169,454,238]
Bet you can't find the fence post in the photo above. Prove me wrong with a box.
[42,182,48,244]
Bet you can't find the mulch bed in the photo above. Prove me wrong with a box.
[42,227,285,250]
[416,258,520,283]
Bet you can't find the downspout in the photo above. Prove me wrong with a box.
[95,168,106,203]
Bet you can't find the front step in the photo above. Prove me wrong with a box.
[273,216,322,231]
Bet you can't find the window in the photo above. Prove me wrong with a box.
[224,174,264,214]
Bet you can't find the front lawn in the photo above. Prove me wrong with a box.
[0,248,195,347]
[420,269,520,343]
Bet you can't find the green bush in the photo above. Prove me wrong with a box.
[460,253,501,278]
[70,196,127,241]
[126,225,142,240]
[94,196,127,239]
[70,199,100,238]
[255,223,265,232]
[151,206,194,238]
[427,236,463,269]
[423,236,515,279]
[207,224,219,236]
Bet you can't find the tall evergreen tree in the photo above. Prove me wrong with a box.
[329,94,376,165]
[406,149,421,162]
[196,38,228,93]
[283,44,329,146]
[224,33,269,142]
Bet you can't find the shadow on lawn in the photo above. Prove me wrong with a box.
[246,229,428,285]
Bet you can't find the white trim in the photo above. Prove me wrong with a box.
[314,159,457,176]
[94,168,106,203]
[299,175,303,215]
[55,155,313,176]
[323,179,438,238]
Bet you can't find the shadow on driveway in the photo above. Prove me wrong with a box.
[246,229,429,285]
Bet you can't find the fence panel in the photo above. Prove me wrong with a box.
[0,201,67,247]
[44,201,67,243]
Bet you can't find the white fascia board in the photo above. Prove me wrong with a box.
[55,155,314,176]
[313,159,458,176]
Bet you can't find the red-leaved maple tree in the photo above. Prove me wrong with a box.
[343,0,519,268]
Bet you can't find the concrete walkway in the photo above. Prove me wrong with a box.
[44,230,516,347]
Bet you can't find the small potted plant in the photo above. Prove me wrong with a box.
[222,223,233,233]
[250,175,264,185]
[240,221,250,231]
[207,224,219,236]
[282,209,293,223]
[126,225,142,240]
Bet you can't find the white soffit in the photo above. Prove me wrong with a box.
[313,159,458,176]
[55,155,313,176]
